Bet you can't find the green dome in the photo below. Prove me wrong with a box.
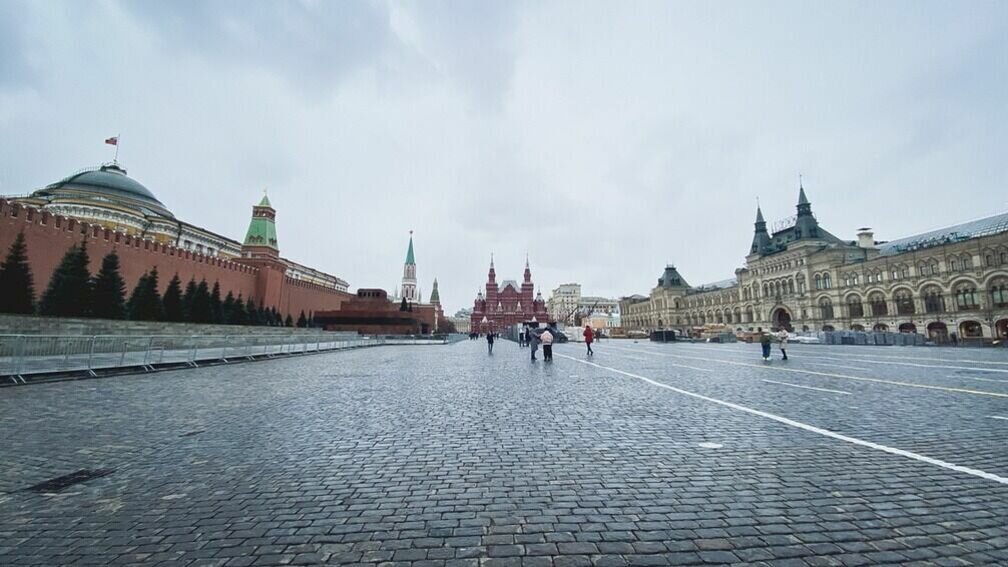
[37,164,174,218]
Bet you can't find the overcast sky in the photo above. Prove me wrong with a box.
[1,1,1006,313]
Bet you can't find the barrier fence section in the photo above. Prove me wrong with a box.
[0,334,390,380]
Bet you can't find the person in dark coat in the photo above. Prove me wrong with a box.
[487,332,495,354]
[529,329,540,361]
[760,332,772,361]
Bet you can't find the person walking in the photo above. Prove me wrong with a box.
[776,329,789,360]
[541,328,554,361]
[529,329,540,361]
[583,325,594,356]
[760,332,772,361]
[486,332,495,354]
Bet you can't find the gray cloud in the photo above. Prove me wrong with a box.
[123,0,400,94]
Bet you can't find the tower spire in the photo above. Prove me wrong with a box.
[401,231,417,302]
[750,200,771,256]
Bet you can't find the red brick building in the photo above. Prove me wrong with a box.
[470,257,547,333]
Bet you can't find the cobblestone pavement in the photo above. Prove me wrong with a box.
[2,339,1008,566]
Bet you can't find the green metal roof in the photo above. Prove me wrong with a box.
[430,279,440,302]
[244,214,278,249]
[405,235,415,265]
[258,193,272,208]
[39,164,174,218]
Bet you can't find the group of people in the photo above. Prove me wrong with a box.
[759,329,789,361]
[516,326,553,361]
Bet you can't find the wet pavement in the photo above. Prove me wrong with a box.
[1,339,1007,566]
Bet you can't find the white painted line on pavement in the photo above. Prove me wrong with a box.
[792,353,1008,383]
[607,344,1008,398]
[556,353,1008,486]
[664,342,1008,369]
[798,361,871,372]
[761,379,852,395]
[989,416,1008,421]
[783,352,1008,375]
[606,350,712,372]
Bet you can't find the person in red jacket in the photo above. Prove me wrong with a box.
[583,325,594,356]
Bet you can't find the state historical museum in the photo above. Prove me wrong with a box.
[470,257,548,332]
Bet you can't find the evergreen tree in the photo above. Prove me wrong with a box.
[0,232,35,314]
[296,310,307,328]
[190,279,212,323]
[126,272,146,318]
[40,242,92,317]
[285,313,294,327]
[247,297,261,326]
[308,311,315,328]
[182,277,197,320]
[162,274,184,322]
[221,291,236,324]
[400,297,408,311]
[210,281,222,323]
[233,294,249,325]
[129,267,163,321]
[91,250,127,319]
[270,306,280,326]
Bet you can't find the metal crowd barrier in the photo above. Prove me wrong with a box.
[0,333,390,381]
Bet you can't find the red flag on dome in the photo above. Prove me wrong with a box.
[105,136,118,146]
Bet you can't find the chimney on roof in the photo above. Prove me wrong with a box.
[857,228,875,248]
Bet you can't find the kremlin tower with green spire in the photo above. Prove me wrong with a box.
[400,231,418,303]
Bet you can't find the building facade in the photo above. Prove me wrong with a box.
[547,283,581,324]
[1,163,351,320]
[547,283,620,327]
[470,258,548,332]
[620,187,1008,343]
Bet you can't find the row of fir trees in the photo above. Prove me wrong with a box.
[0,233,314,327]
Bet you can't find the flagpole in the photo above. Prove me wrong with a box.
[114,133,120,165]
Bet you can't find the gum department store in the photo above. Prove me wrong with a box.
[620,186,1008,343]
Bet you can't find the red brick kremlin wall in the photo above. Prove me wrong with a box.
[0,199,350,319]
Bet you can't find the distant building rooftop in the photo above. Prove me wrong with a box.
[878,212,1008,256]
[694,277,738,291]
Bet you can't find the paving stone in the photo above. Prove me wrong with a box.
[2,341,1007,567]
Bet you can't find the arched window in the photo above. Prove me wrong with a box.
[814,275,822,290]
[870,293,888,316]
[844,275,851,287]
[876,270,883,282]
[823,274,832,289]
[950,259,959,272]
[895,290,915,315]
[991,279,1008,307]
[846,296,864,318]
[954,285,980,310]
[797,276,806,294]
[852,274,858,286]
[930,261,939,274]
[763,283,769,296]
[923,287,945,314]
[962,255,972,270]
[819,298,834,320]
